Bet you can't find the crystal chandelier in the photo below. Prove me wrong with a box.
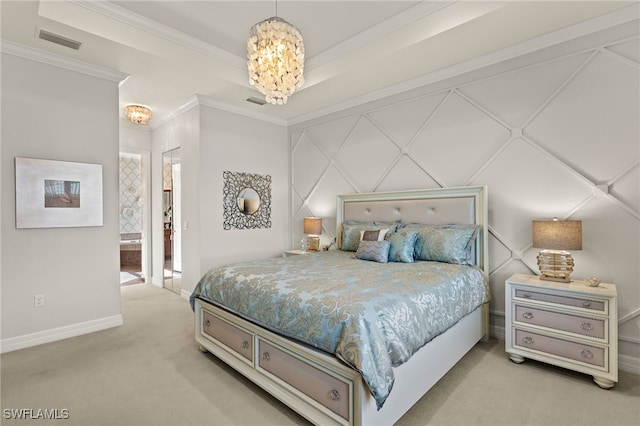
[247,13,305,105]
[125,104,152,125]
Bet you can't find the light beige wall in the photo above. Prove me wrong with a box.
[198,104,289,274]
[289,24,640,367]
[1,51,123,351]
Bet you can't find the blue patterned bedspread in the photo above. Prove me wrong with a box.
[190,250,489,408]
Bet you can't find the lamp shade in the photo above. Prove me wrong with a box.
[303,217,322,235]
[532,220,582,250]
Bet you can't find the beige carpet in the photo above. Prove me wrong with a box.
[1,284,638,426]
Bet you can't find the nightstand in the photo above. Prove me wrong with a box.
[505,273,618,389]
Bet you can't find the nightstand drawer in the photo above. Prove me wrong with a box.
[514,305,606,340]
[514,288,605,312]
[514,329,605,368]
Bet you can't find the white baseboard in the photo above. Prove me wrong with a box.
[181,288,191,301]
[490,324,505,342]
[619,354,640,375]
[0,314,123,354]
[490,324,640,375]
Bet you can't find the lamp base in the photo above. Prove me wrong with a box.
[537,250,574,283]
[307,235,320,251]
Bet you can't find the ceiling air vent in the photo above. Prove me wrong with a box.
[38,29,82,50]
[246,97,267,106]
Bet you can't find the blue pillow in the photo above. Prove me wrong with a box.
[355,240,390,263]
[387,231,418,263]
[406,226,478,264]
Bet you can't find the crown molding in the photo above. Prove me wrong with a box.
[149,95,200,130]
[196,95,288,126]
[70,0,245,70]
[289,3,640,126]
[152,95,288,129]
[1,39,128,82]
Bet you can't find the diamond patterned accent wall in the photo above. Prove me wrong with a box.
[119,155,142,234]
[290,35,639,355]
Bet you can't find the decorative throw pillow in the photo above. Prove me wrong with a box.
[355,240,390,263]
[360,229,388,242]
[408,226,478,264]
[386,231,418,263]
[341,223,397,251]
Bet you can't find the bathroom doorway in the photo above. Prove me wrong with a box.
[119,151,149,286]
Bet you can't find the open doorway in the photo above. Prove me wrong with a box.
[119,151,148,286]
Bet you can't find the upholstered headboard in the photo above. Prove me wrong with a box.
[336,186,488,271]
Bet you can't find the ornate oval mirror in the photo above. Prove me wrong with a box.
[237,188,260,215]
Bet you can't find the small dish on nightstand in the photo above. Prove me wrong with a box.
[586,277,601,287]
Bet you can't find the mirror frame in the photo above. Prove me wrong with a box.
[223,171,272,230]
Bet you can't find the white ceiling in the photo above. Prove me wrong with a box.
[1,1,637,126]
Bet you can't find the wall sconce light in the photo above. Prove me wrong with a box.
[125,104,152,125]
[304,217,322,251]
[532,218,582,282]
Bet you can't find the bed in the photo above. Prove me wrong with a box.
[191,186,489,425]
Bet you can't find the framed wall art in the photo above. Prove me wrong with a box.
[15,157,103,228]
[223,171,271,230]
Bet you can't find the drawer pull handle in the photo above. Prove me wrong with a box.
[583,301,591,308]
[581,349,594,359]
[328,389,340,401]
[204,319,211,327]
[580,322,594,331]
[522,336,534,345]
[262,352,270,361]
[523,293,531,299]
[522,312,534,320]
[242,340,250,350]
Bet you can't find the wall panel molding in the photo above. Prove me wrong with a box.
[290,28,640,359]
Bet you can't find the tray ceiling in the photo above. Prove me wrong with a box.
[1,1,636,125]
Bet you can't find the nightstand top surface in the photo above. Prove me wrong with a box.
[507,273,616,296]
[284,249,312,255]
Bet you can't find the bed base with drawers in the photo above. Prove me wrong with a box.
[194,186,489,425]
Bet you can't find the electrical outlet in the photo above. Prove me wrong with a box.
[34,294,44,307]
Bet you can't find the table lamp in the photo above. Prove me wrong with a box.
[303,217,322,252]
[532,218,582,282]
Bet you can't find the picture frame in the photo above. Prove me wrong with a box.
[15,157,103,228]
